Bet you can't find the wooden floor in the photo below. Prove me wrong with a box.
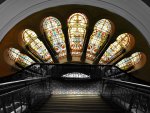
[33,95,124,113]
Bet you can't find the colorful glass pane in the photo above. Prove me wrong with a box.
[99,33,134,64]
[43,16,67,63]
[85,19,112,64]
[130,52,141,65]
[116,57,132,70]
[116,52,144,72]
[22,29,53,63]
[8,48,20,61]
[8,48,35,67]
[116,33,131,48]
[68,13,88,61]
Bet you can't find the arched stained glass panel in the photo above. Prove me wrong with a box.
[62,72,90,79]
[42,16,67,63]
[99,33,135,64]
[8,48,35,67]
[9,48,20,61]
[22,29,53,63]
[116,52,146,72]
[68,13,88,61]
[85,19,113,64]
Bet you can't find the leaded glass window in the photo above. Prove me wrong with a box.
[42,16,67,63]
[68,13,88,61]
[85,19,113,64]
[62,72,90,79]
[22,29,53,63]
[99,33,135,64]
[8,48,35,67]
[116,52,146,72]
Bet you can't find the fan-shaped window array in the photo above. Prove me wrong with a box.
[7,13,146,73]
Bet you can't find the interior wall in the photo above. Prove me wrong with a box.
[0,5,149,82]
[0,0,150,81]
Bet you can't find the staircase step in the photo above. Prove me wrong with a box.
[33,95,123,113]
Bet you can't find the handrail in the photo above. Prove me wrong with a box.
[0,76,51,113]
[102,78,150,95]
[101,78,150,113]
[0,77,48,87]
[102,78,150,89]
[0,77,50,96]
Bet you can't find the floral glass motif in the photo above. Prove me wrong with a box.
[99,33,133,64]
[42,16,67,63]
[86,19,112,64]
[116,52,143,71]
[68,13,88,61]
[8,48,35,67]
[22,29,53,63]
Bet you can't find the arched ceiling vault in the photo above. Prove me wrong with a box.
[0,0,150,45]
[0,0,150,82]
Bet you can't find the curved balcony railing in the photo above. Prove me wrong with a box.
[1,63,130,83]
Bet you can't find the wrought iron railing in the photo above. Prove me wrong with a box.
[0,77,51,113]
[0,63,129,83]
[0,64,150,113]
[101,78,150,113]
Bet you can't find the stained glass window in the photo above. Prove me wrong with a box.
[22,29,53,63]
[116,52,146,72]
[85,19,113,64]
[68,13,88,61]
[42,16,67,63]
[8,48,35,67]
[99,33,135,64]
[62,72,90,79]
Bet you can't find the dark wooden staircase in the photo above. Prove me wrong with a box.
[33,95,124,113]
